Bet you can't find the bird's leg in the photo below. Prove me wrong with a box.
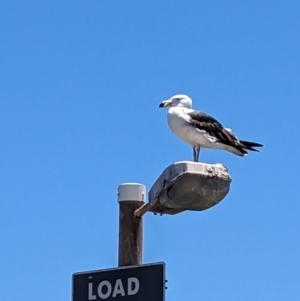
[193,147,197,162]
[196,146,201,162]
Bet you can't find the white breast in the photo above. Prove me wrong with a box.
[167,107,213,147]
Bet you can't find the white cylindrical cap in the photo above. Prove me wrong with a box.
[118,183,146,203]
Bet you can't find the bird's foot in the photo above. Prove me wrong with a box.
[193,147,197,162]
[192,146,201,162]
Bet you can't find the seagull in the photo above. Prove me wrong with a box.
[159,94,263,162]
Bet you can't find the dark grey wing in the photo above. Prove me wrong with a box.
[186,110,263,154]
[187,111,237,145]
[188,111,223,127]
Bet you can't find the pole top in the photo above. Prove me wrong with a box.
[118,183,146,203]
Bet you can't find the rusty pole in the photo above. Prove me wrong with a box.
[117,183,145,267]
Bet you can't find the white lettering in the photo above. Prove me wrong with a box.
[127,277,139,295]
[112,279,125,297]
[98,280,112,299]
[88,283,96,300]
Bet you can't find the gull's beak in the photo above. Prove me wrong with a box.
[159,100,172,108]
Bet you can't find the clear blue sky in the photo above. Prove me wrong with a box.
[1,1,299,300]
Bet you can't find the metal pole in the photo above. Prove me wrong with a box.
[117,183,146,267]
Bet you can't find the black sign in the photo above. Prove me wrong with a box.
[72,262,165,301]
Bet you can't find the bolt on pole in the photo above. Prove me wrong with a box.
[117,183,146,267]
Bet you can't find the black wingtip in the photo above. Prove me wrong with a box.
[240,140,264,148]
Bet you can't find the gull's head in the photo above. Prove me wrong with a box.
[159,94,192,109]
